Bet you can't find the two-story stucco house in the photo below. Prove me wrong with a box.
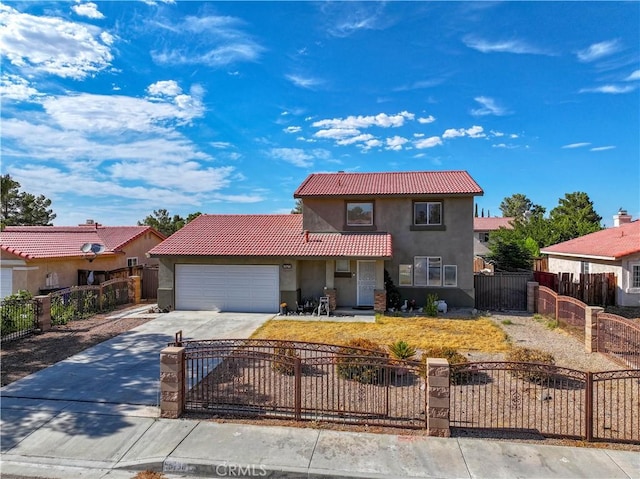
[149,170,483,313]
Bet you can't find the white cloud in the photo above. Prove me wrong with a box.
[314,128,361,140]
[147,80,183,97]
[490,130,504,137]
[313,111,414,130]
[336,134,375,146]
[443,126,485,139]
[210,141,233,149]
[286,74,323,89]
[385,136,408,151]
[590,146,616,151]
[471,96,509,116]
[463,36,551,55]
[414,136,442,149]
[40,89,204,133]
[0,74,43,101]
[577,39,621,62]
[71,2,105,20]
[284,126,302,134]
[359,139,383,151]
[323,2,390,38]
[269,148,314,168]
[625,70,640,81]
[150,14,263,67]
[0,4,113,79]
[562,142,590,149]
[418,115,436,124]
[579,85,636,94]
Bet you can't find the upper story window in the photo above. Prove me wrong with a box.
[414,202,442,226]
[346,202,373,226]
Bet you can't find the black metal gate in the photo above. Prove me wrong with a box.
[474,272,532,311]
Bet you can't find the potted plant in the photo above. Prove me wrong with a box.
[388,340,417,376]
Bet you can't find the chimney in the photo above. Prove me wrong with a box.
[304,230,309,243]
[613,208,632,227]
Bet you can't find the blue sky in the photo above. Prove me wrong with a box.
[1,1,638,228]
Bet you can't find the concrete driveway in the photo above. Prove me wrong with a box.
[0,310,273,408]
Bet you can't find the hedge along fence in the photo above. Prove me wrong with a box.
[50,278,135,325]
[533,283,640,369]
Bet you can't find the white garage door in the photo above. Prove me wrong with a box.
[1,268,13,299]
[175,264,279,312]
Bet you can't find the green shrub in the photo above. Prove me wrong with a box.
[422,294,439,317]
[506,347,555,383]
[422,346,469,384]
[1,290,35,336]
[501,319,513,325]
[272,343,298,376]
[336,338,389,384]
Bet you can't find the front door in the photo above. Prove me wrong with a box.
[357,260,376,307]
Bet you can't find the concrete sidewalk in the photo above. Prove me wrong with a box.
[1,309,639,479]
[1,405,638,479]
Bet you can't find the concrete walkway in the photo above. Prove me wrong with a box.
[1,309,638,479]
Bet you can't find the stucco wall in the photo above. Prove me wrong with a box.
[301,196,476,307]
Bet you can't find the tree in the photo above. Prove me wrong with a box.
[138,209,201,236]
[549,192,602,243]
[499,193,545,219]
[487,236,533,271]
[291,199,303,214]
[1,174,56,228]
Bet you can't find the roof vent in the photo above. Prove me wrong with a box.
[613,208,631,227]
[86,219,94,225]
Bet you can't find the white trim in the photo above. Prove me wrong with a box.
[13,266,39,271]
[0,260,27,267]
[541,251,617,261]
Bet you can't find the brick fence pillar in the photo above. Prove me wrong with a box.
[160,346,185,418]
[585,306,604,353]
[374,289,386,313]
[426,357,450,437]
[129,275,142,304]
[323,287,337,311]
[527,281,539,314]
[35,295,51,332]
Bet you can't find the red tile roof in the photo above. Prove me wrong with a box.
[148,214,393,258]
[294,170,483,197]
[541,221,640,260]
[0,225,164,260]
[473,217,514,231]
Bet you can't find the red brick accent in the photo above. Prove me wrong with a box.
[323,288,336,311]
[374,289,386,313]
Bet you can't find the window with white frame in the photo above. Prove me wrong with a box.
[581,261,590,275]
[335,259,350,273]
[443,265,457,287]
[632,264,640,289]
[346,202,373,226]
[413,256,442,286]
[127,257,138,267]
[413,202,442,226]
[399,264,413,286]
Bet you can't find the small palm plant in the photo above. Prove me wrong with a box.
[389,340,417,377]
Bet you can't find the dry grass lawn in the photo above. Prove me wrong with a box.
[250,315,510,352]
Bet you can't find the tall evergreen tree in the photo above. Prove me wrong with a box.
[1,174,56,228]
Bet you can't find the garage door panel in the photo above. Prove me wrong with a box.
[175,264,279,312]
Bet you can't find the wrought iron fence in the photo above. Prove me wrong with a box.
[100,278,130,311]
[0,297,39,342]
[597,313,640,370]
[181,339,425,428]
[50,286,100,325]
[556,296,586,328]
[450,362,639,444]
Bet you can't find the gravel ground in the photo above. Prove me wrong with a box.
[469,312,624,371]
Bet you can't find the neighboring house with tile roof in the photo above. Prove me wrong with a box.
[149,170,483,313]
[0,221,165,298]
[473,216,514,257]
[540,210,640,307]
